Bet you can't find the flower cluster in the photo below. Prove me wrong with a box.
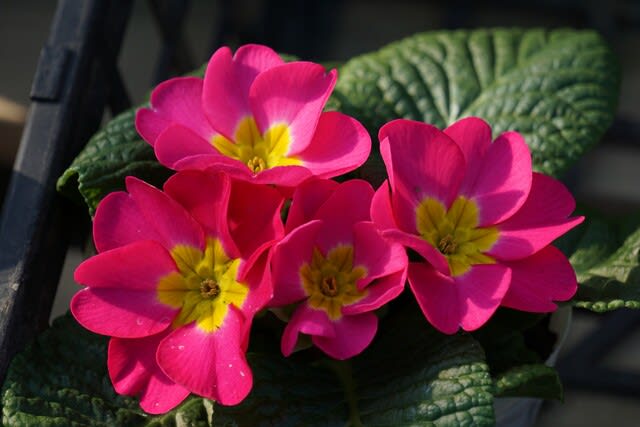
[71,44,582,413]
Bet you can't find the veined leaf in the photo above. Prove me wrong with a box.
[331,28,619,178]
[493,364,562,400]
[2,308,495,426]
[563,214,640,312]
[56,108,172,216]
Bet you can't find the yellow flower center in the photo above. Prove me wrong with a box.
[211,117,301,173]
[157,238,249,332]
[300,245,367,320]
[416,196,499,277]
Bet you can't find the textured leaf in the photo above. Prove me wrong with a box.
[330,28,619,177]
[2,307,495,426]
[2,314,142,426]
[56,108,173,216]
[564,214,640,312]
[352,305,495,426]
[493,364,562,400]
[181,304,496,426]
[1,314,214,427]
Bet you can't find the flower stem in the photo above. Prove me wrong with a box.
[324,359,364,427]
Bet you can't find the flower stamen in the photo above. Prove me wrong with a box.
[300,246,367,319]
[247,156,267,173]
[157,239,248,332]
[320,276,339,297]
[438,235,457,254]
[416,196,499,276]
[200,278,220,299]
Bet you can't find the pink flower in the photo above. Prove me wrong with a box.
[372,117,583,334]
[70,171,284,412]
[270,178,407,359]
[136,44,371,186]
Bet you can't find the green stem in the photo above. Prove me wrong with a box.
[324,359,364,427]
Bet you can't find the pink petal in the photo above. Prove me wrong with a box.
[382,229,449,275]
[342,270,405,315]
[313,180,374,253]
[163,170,240,258]
[270,220,323,307]
[490,173,584,260]
[352,221,408,288]
[236,251,274,335]
[297,112,371,178]
[135,77,214,145]
[281,304,335,356]
[93,191,162,253]
[408,262,510,334]
[249,165,313,186]
[234,44,284,74]
[154,124,218,169]
[461,131,533,226]
[370,181,398,231]
[71,289,177,338]
[228,179,285,259]
[108,334,189,414]
[125,176,205,251]
[313,312,378,360]
[286,178,339,232]
[74,240,176,290]
[501,245,577,312]
[201,45,283,140]
[249,62,337,154]
[201,47,249,140]
[172,154,314,187]
[235,250,274,354]
[444,117,492,186]
[379,119,465,209]
[157,308,253,405]
[172,153,252,175]
[72,242,180,339]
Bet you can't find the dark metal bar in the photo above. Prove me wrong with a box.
[148,0,195,84]
[0,0,133,383]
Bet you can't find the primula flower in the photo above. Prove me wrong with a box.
[270,178,407,359]
[70,171,284,413]
[372,117,583,334]
[136,44,371,186]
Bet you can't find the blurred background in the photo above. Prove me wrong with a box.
[1,1,639,425]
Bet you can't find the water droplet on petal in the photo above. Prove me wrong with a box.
[178,345,185,350]
[136,318,144,326]
[153,402,160,408]
[228,363,233,368]
[240,371,245,377]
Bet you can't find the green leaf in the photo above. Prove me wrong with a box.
[352,305,495,426]
[191,304,496,426]
[3,308,495,426]
[331,28,619,177]
[1,314,142,426]
[56,108,173,215]
[566,214,640,312]
[493,364,562,400]
[1,313,214,427]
